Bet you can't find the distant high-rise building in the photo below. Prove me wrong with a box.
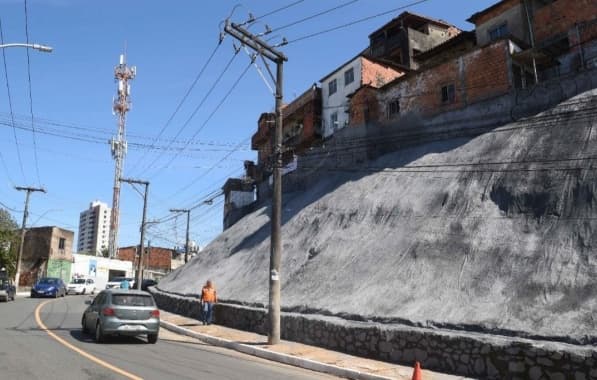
[77,201,111,255]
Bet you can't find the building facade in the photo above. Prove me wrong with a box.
[320,55,404,138]
[77,200,111,255]
[20,226,74,286]
[118,246,173,280]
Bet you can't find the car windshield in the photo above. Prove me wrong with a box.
[0,280,9,288]
[38,278,58,285]
[71,279,86,284]
[112,294,154,307]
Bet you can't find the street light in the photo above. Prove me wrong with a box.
[0,43,53,52]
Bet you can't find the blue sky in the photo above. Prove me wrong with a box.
[0,0,496,250]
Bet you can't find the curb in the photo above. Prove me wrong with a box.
[160,319,395,380]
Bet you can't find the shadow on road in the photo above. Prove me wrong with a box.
[69,329,147,345]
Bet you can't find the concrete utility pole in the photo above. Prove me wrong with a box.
[109,54,136,258]
[14,186,46,290]
[170,208,191,263]
[224,20,287,345]
[120,177,148,290]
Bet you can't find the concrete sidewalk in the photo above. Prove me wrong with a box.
[159,310,471,380]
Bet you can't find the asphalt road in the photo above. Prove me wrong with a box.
[0,294,339,380]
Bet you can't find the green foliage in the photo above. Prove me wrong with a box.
[0,208,19,277]
[101,248,109,258]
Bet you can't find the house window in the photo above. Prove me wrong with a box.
[387,98,400,118]
[344,68,354,86]
[59,238,66,250]
[488,23,508,42]
[441,84,456,104]
[328,79,337,96]
[330,112,338,130]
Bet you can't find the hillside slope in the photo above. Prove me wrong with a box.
[159,89,597,342]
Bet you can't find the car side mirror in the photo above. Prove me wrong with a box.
[84,299,92,305]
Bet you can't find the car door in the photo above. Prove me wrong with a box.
[86,279,95,294]
[86,292,104,327]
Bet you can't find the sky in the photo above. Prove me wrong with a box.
[0,0,497,251]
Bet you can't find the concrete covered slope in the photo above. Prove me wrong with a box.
[159,89,597,342]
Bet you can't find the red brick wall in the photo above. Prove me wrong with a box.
[361,58,405,88]
[533,0,597,44]
[349,86,381,127]
[464,41,510,104]
[118,246,171,271]
[378,40,511,121]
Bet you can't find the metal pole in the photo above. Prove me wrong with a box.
[268,59,284,345]
[185,210,190,263]
[137,182,149,290]
[14,186,45,290]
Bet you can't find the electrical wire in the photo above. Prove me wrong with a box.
[0,17,27,184]
[128,41,224,174]
[147,61,253,180]
[285,0,431,45]
[135,51,241,177]
[242,0,306,25]
[23,0,42,186]
[268,0,361,34]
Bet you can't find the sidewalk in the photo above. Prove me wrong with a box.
[159,310,471,380]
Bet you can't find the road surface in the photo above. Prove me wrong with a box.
[0,294,339,380]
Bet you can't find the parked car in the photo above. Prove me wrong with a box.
[0,278,16,301]
[105,276,135,289]
[141,279,157,291]
[31,277,67,298]
[67,278,96,295]
[81,289,159,344]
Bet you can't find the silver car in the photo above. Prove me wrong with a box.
[81,289,160,344]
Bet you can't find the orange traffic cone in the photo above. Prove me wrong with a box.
[412,361,422,380]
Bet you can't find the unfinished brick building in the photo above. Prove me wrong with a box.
[118,246,173,280]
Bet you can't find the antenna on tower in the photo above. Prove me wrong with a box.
[108,52,136,258]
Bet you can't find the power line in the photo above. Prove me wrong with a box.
[242,0,306,25]
[23,0,42,186]
[285,0,431,45]
[128,41,224,174]
[269,0,361,33]
[135,51,241,177]
[146,61,253,180]
[0,17,27,183]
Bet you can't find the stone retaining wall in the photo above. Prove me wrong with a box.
[151,289,597,380]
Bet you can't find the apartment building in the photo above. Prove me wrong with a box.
[77,201,111,255]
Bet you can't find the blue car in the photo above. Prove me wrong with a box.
[31,277,67,298]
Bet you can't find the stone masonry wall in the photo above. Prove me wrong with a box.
[151,288,597,380]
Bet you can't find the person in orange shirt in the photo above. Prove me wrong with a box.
[200,280,217,325]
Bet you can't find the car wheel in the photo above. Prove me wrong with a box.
[147,333,158,344]
[95,323,105,343]
[81,316,89,334]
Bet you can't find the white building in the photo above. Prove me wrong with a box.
[71,253,132,290]
[320,54,404,138]
[77,201,111,255]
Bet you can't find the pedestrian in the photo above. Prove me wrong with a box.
[200,280,217,325]
[120,278,130,290]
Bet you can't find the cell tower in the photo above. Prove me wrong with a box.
[108,54,136,258]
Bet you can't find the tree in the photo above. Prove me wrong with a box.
[101,248,109,258]
[0,208,19,278]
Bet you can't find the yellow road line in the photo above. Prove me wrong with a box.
[35,300,143,380]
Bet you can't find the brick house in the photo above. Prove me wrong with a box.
[368,11,461,69]
[320,54,405,137]
[468,0,597,84]
[20,226,74,286]
[118,246,173,280]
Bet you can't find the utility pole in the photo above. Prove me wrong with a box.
[170,208,191,263]
[224,20,287,345]
[14,186,46,290]
[120,177,148,290]
[109,54,136,258]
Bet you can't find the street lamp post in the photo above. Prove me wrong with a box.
[0,43,52,52]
